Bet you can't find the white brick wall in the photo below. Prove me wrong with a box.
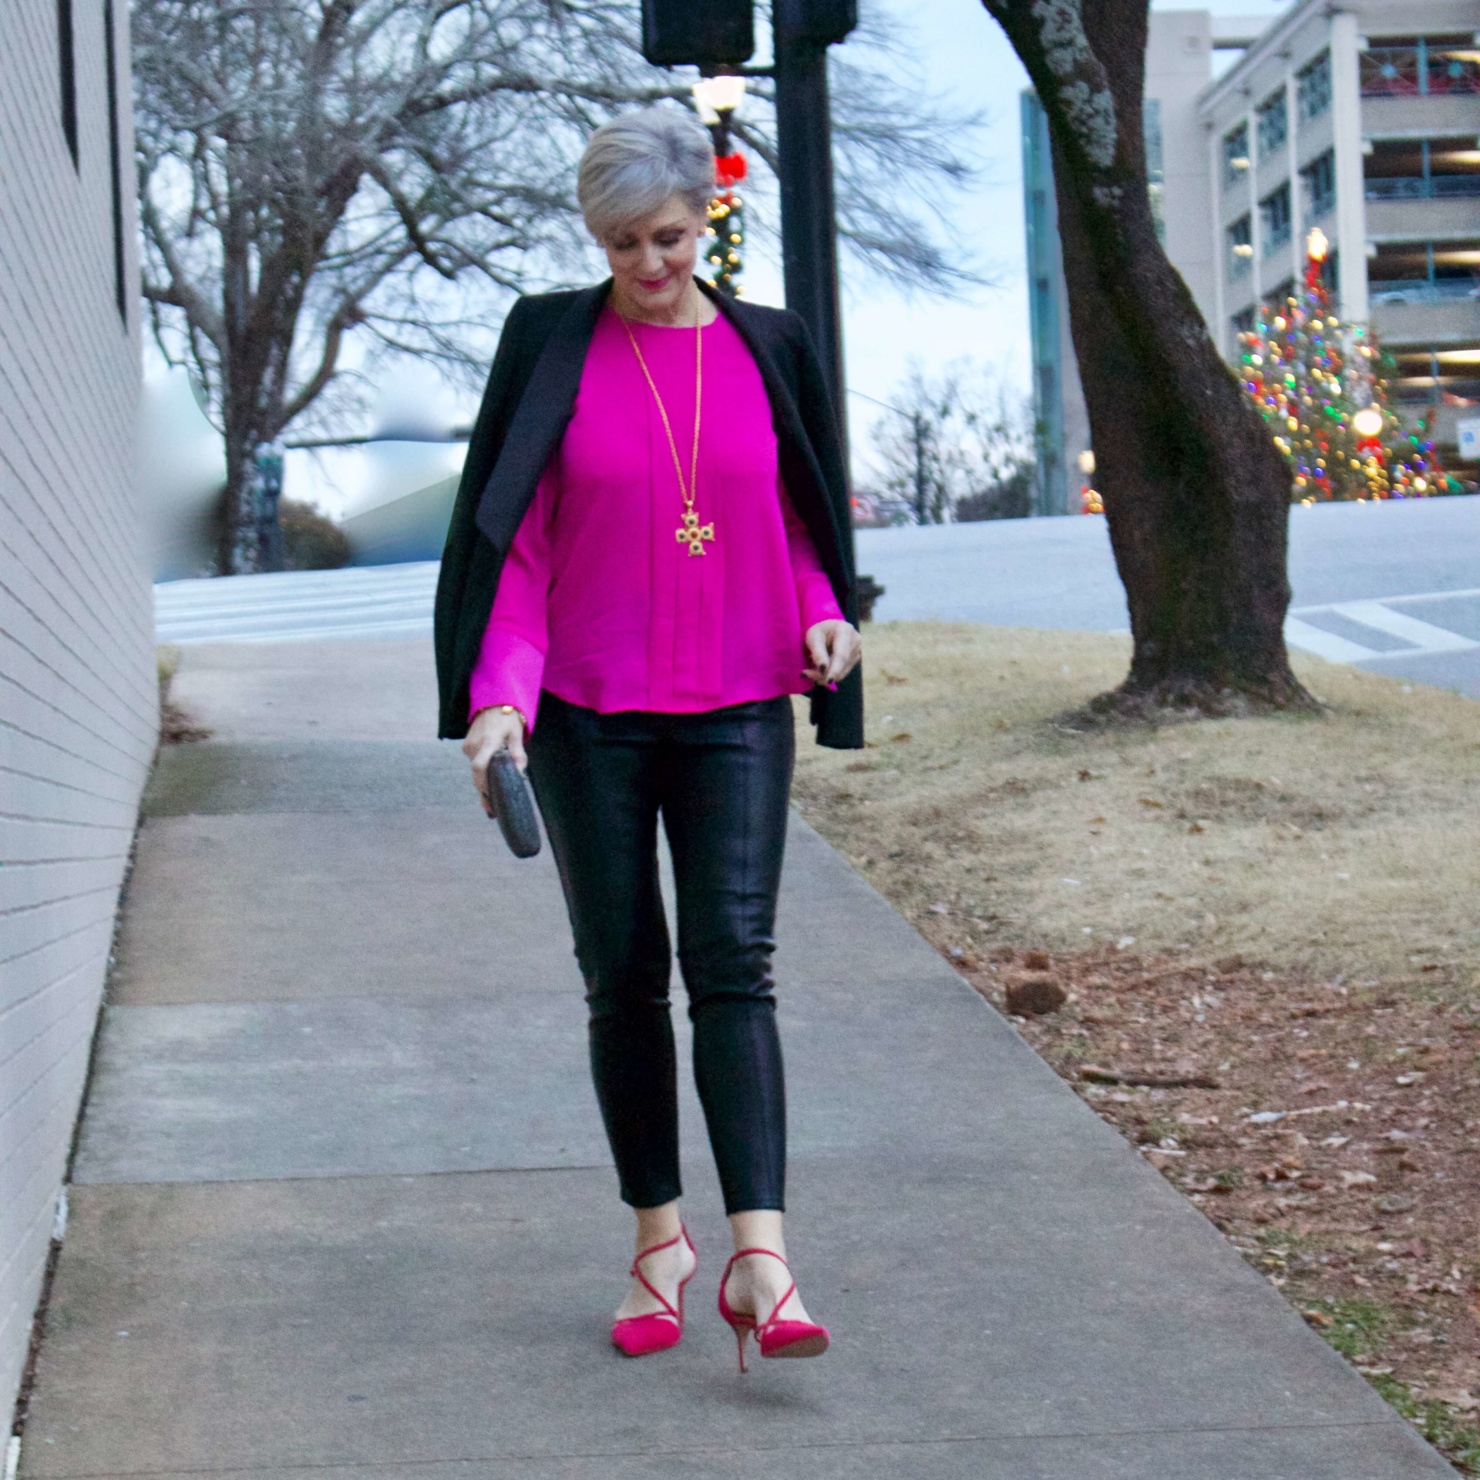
[0,0,154,1420]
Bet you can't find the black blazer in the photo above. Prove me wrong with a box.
[434,277,864,748]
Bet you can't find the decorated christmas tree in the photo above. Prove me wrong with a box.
[1236,228,1448,502]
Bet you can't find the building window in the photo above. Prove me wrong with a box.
[1256,90,1288,160]
[1369,240,1480,304]
[1319,249,1339,298]
[1232,306,1256,336]
[1260,183,1291,254]
[1427,36,1480,94]
[1144,97,1165,243]
[1302,149,1336,219]
[1223,122,1251,188]
[1297,51,1332,122]
[57,0,78,167]
[104,0,127,322]
[1364,136,1480,200]
[1361,37,1480,98]
[1269,277,1296,309]
[1228,214,1253,279]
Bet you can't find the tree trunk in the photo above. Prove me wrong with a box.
[985,0,1315,717]
[219,415,261,576]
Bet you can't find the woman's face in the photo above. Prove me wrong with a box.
[601,196,707,317]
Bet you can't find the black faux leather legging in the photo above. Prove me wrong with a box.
[526,690,793,1215]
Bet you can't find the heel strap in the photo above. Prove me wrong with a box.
[723,1246,791,1275]
[721,1247,797,1337]
[629,1226,692,1323]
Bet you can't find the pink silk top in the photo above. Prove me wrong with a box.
[468,306,843,732]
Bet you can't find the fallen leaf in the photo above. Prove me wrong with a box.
[1340,1171,1378,1189]
[1187,821,1205,834]
[890,731,912,743]
[1138,797,1164,808]
[1303,1309,1334,1328]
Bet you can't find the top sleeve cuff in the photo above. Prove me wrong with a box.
[468,630,546,732]
[797,570,844,632]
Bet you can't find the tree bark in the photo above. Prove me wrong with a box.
[984,0,1315,716]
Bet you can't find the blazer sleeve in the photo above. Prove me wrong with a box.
[434,297,535,739]
[782,313,865,750]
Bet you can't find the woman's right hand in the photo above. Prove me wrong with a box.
[462,706,528,817]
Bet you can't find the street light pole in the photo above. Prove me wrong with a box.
[772,2,852,446]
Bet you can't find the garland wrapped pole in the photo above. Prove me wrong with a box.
[707,152,747,295]
[982,0,1315,717]
[692,76,748,297]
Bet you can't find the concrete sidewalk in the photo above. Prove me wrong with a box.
[20,639,1451,1478]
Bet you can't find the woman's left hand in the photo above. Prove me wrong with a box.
[803,619,862,689]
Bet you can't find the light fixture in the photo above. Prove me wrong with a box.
[1230,155,1251,171]
[1353,406,1384,438]
[1077,449,1096,475]
[1232,242,1254,257]
[1306,226,1329,262]
[692,75,746,125]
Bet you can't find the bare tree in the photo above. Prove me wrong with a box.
[135,0,986,572]
[980,0,1314,716]
[869,367,960,525]
[868,362,1034,524]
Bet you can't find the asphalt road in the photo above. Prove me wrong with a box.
[155,495,1480,698]
[856,495,1480,699]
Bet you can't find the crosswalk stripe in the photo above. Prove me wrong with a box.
[1282,618,1382,664]
[1327,601,1479,655]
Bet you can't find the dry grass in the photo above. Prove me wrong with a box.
[793,623,1480,985]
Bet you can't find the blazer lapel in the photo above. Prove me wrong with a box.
[474,280,610,552]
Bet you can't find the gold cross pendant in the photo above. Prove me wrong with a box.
[675,509,715,556]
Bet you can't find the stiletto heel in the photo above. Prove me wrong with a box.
[611,1225,695,1358]
[718,1247,829,1373]
[731,1321,751,1374]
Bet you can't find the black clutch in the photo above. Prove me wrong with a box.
[487,750,541,858]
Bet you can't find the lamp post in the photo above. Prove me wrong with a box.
[641,1,856,435]
[773,0,855,434]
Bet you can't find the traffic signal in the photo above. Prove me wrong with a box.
[640,0,754,66]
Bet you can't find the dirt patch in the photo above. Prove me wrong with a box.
[157,645,212,745]
[965,945,1480,1473]
[791,623,1480,1472]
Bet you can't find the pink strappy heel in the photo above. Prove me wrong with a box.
[717,1247,830,1372]
[610,1226,696,1357]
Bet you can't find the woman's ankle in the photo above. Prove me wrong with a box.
[727,1207,786,1261]
[633,1200,683,1253]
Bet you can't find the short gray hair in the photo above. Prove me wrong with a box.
[577,107,715,241]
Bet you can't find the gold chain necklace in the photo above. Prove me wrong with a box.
[617,300,714,556]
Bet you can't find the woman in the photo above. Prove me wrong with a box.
[434,106,863,1370]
